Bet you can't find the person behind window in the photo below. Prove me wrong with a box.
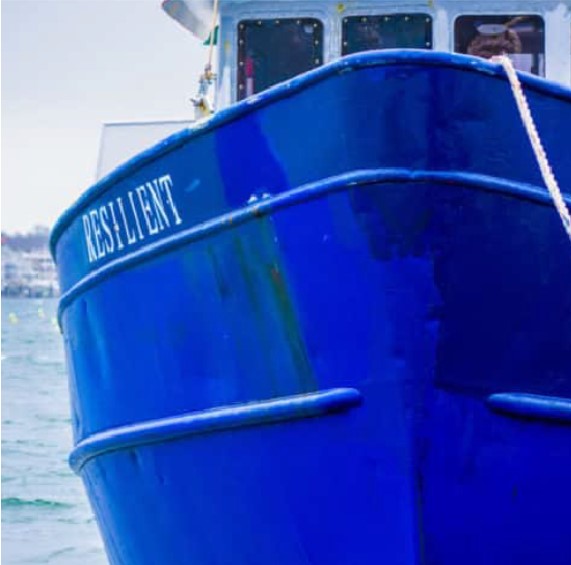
[467,24,522,59]
[456,15,544,76]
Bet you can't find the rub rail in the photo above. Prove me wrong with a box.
[70,387,362,473]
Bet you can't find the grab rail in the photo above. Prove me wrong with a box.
[70,387,362,473]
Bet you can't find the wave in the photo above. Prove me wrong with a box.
[1,497,73,510]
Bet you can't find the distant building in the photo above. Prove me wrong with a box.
[1,236,59,298]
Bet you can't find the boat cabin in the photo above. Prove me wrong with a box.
[165,0,570,109]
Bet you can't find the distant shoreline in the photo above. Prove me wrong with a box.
[2,287,59,299]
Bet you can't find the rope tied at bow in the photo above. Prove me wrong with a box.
[493,54,571,242]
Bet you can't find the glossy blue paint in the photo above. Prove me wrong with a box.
[53,51,571,564]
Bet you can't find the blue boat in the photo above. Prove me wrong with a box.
[51,1,571,563]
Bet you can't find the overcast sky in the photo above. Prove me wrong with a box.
[2,0,205,233]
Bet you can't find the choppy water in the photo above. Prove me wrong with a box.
[2,298,106,564]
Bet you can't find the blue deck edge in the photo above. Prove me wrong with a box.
[56,167,570,324]
[49,49,571,259]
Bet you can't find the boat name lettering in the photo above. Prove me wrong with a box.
[81,174,183,263]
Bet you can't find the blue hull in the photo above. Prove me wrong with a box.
[52,51,571,565]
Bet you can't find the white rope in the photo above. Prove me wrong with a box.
[493,55,571,241]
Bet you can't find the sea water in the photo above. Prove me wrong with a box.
[2,298,106,564]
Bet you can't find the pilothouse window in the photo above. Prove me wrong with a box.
[455,15,545,76]
[237,19,323,100]
[342,14,432,55]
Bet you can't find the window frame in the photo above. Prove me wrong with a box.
[341,12,434,56]
[452,12,546,76]
[235,16,325,100]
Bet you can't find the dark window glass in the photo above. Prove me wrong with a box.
[342,14,432,56]
[237,19,323,100]
[455,15,545,76]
